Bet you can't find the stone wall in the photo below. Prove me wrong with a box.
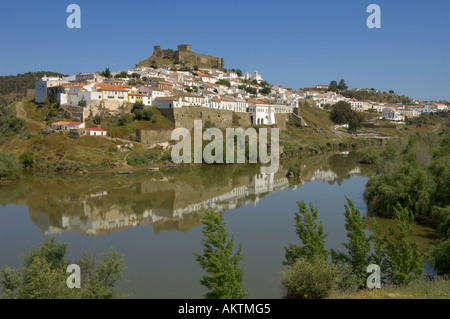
[137,129,173,147]
[139,44,224,68]
[274,113,290,131]
[89,100,133,117]
[173,106,234,131]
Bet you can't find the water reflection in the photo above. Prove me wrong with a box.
[0,150,375,236]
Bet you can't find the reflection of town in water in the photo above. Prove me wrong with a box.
[1,150,375,235]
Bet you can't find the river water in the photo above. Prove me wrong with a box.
[0,150,437,298]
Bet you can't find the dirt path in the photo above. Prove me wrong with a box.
[15,101,47,129]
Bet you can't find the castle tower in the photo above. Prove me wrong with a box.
[178,44,192,52]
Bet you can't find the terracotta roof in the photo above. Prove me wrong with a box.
[86,127,106,131]
[95,83,127,91]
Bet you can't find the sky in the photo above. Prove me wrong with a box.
[0,0,449,101]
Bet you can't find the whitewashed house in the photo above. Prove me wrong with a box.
[35,76,68,103]
[86,127,107,136]
[50,121,85,131]
[382,107,404,121]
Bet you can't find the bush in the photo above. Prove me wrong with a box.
[280,257,340,299]
[0,236,127,299]
[0,150,23,180]
[430,239,450,275]
[93,115,103,125]
[126,149,160,166]
[0,107,24,137]
[19,150,36,168]
[358,148,381,164]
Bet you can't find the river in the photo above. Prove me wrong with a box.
[0,150,437,298]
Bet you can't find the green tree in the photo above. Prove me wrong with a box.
[347,111,365,131]
[389,90,395,94]
[0,150,22,180]
[19,150,35,168]
[284,201,328,266]
[193,207,247,299]
[0,236,127,299]
[78,99,87,107]
[330,101,352,125]
[101,68,111,78]
[386,204,424,285]
[236,69,243,77]
[337,79,348,91]
[329,80,338,92]
[259,87,271,95]
[331,197,371,289]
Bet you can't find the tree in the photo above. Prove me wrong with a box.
[193,207,247,299]
[236,69,243,77]
[331,197,372,289]
[283,201,328,266]
[259,87,271,95]
[328,80,338,92]
[337,79,348,91]
[102,68,111,78]
[142,77,148,82]
[19,150,35,168]
[0,236,127,299]
[386,204,424,285]
[347,111,365,131]
[389,90,395,94]
[78,99,87,107]
[330,101,353,125]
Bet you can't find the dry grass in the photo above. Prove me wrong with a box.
[330,276,450,299]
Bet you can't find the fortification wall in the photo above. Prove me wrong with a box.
[274,114,290,131]
[137,129,173,147]
[89,100,133,116]
[173,106,234,131]
[177,51,224,68]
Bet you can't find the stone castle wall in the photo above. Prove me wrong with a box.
[147,44,224,68]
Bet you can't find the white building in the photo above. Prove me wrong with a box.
[382,107,404,121]
[244,70,263,82]
[248,100,275,125]
[86,127,107,136]
[50,121,85,131]
[35,76,68,103]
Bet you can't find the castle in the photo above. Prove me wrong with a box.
[138,44,225,69]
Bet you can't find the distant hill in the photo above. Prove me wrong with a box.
[341,90,412,104]
[0,71,67,106]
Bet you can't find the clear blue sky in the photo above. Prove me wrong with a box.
[1,0,449,101]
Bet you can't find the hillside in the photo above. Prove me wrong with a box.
[0,71,67,106]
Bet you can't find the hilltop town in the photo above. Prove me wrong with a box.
[34,44,448,135]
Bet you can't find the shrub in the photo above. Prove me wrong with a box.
[358,148,381,164]
[93,115,103,124]
[0,107,24,137]
[280,257,340,299]
[19,150,36,168]
[0,150,23,180]
[0,236,127,299]
[126,149,160,166]
[429,239,450,275]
